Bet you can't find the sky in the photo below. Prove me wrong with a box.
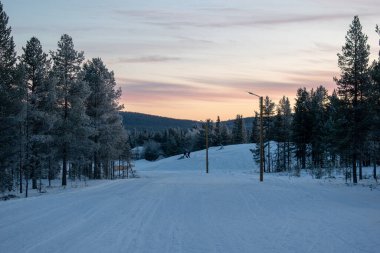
[2,0,380,121]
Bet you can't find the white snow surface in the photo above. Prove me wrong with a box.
[0,144,379,253]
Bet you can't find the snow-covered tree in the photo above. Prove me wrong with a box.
[21,37,53,190]
[51,34,89,186]
[83,58,126,179]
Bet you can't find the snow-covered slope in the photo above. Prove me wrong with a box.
[0,144,379,253]
[135,144,256,173]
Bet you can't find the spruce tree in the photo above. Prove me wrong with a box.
[292,88,312,169]
[334,16,371,183]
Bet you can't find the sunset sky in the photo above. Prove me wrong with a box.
[3,0,380,121]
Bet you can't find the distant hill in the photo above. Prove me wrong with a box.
[120,112,200,131]
[120,112,256,132]
[224,117,255,130]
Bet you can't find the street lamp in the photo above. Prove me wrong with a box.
[247,91,264,182]
[205,120,209,174]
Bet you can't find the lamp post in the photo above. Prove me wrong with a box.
[205,120,209,174]
[247,91,264,182]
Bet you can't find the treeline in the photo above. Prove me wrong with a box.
[0,2,130,196]
[287,17,380,183]
[250,17,379,183]
[128,115,251,161]
[120,112,198,131]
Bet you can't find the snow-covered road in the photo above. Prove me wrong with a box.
[1,144,379,253]
[0,171,379,253]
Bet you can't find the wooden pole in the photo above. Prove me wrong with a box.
[206,121,209,174]
[260,96,264,182]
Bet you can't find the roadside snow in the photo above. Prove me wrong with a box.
[0,144,379,253]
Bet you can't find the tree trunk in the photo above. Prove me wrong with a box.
[32,166,37,189]
[48,159,52,187]
[94,153,100,179]
[374,163,377,182]
[118,156,121,178]
[267,141,271,173]
[359,155,363,180]
[374,152,377,181]
[19,124,23,194]
[25,170,29,198]
[287,141,291,172]
[352,153,357,184]
[62,146,67,186]
[276,142,280,172]
[301,145,306,169]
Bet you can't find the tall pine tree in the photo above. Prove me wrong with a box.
[51,34,88,186]
[334,16,370,183]
[0,2,22,193]
[292,88,312,169]
[21,37,52,190]
[83,58,125,179]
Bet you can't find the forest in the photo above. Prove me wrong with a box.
[0,0,379,199]
[0,2,130,197]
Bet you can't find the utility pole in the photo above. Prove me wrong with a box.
[248,91,264,182]
[206,120,209,174]
[259,96,264,182]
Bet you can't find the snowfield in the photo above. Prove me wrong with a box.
[0,144,379,253]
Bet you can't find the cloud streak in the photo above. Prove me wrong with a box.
[114,8,377,30]
[117,55,182,63]
[118,78,235,103]
[117,74,336,107]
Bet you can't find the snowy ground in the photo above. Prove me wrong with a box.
[0,144,379,253]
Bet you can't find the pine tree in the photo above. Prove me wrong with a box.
[368,27,380,180]
[309,86,329,171]
[220,123,230,145]
[162,128,180,156]
[0,2,22,193]
[21,37,52,190]
[214,116,222,146]
[334,16,371,183]
[263,96,275,172]
[232,114,246,144]
[251,112,261,166]
[292,88,312,169]
[83,58,125,179]
[195,122,207,150]
[51,34,87,186]
[273,96,292,171]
